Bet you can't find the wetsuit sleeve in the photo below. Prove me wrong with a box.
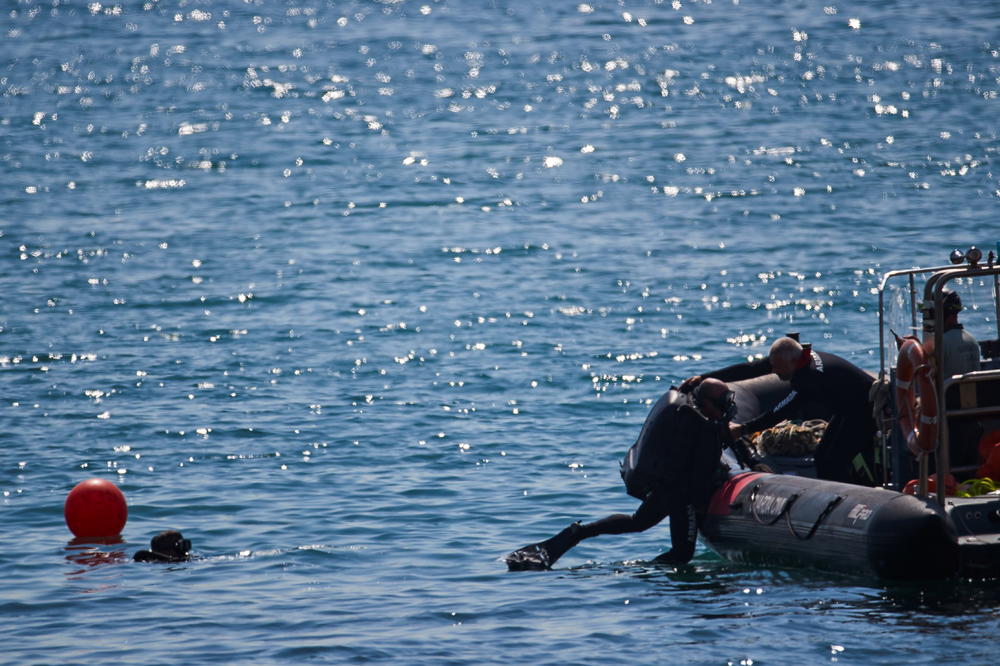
[703,357,772,383]
[741,390,802,435]
[580,493,673,536]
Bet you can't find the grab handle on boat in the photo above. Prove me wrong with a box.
[748,485,801,526]
[786,495,844,541]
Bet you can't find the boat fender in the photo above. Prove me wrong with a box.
[895,337,939,455]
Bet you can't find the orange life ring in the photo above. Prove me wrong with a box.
[895,337,938,455]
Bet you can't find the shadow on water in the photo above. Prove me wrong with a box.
[875,577,1000,616]
[63,537,370,578]
[553,550,1000,612]
[555,551,773,592]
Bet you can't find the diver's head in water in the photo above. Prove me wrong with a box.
[768,336,805,381]
[693,377,736,422]
[133,530,192,563]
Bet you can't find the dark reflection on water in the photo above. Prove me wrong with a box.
[64,537,128,579]
[876,578,1000,616]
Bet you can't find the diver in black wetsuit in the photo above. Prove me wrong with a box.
[683,336,877,485]
[133,530,192,563]
[506,378,744,571]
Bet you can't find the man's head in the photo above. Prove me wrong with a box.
[150,530,191,561]
[920,287,962,319]
[942,288,963,319]
[768,336,804,381]
[694,377,736,422]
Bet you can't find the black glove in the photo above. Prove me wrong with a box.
[505,522,584,571]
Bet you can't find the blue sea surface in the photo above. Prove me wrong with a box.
[3,0,1000,663]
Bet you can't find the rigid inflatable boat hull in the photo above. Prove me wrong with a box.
[945,497,1000,578]
[701,472,960,580]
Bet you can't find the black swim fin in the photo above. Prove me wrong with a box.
[505,522,584,571]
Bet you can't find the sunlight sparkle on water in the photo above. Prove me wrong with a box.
[2,2,997,662]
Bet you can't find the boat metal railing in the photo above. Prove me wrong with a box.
[941,372,1000,476]
[877,247,1000,504]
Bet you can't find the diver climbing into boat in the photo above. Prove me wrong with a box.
[508,247,1000,580]
[506,379,761,571]
[681,337,878,485]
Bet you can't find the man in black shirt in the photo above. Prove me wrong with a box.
[505,378,738,571]
[684,337,877,484]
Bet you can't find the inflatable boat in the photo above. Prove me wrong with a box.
[700,246,1000,580]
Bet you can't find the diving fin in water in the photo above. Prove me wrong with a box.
[505,522,584,571]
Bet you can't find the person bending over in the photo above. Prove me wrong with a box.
[683,336,877,485]
[506,379,742,570]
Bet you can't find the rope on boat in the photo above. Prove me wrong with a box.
[748,484,800,526]
[747,483,844,540]
[786,495,843,541]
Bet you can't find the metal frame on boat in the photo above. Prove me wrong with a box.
[877,246,1000,498]
[876,245,1000,576]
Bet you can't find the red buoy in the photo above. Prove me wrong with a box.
[64,478,128,538]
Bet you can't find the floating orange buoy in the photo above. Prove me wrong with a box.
[64,478,128,538]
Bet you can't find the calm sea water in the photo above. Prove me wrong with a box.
[3,0,999,663]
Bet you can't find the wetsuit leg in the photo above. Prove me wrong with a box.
[814,416,844,481]
[509,494,671,567]
[505,493,680,570]
[815,415,876,484]
[652,503,699,565]
[578,492,672,537]
[582,493,700,564]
